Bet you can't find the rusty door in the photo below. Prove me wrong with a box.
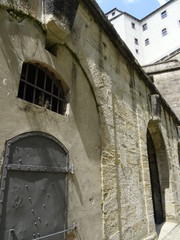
[0,132,69,240]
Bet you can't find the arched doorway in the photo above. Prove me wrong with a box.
[147,121,169,226]
[0,132,68,240]
[147,130,164,224]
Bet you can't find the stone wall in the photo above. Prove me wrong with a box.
[0,0,180,239]
[143,51,180,119]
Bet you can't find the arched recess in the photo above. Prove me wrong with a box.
[147,120,169,225]
[0,132,69,240]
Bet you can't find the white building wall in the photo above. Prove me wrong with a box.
[106,0,180,65]
[123,15,143,64]
[111,14,126,42]
[110,15,144,64]
[106,8,122,20]
[141,0,180,65]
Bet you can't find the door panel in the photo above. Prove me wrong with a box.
[0,133,68,240]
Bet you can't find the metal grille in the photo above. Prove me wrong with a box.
[18,63,66,114]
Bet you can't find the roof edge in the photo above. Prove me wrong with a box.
[105,0,176,22]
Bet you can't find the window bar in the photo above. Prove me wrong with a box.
[43,72,47,91]
[19,63,66,115]
[33,67,38,104]
[41,72,47,107]
[59,83,64,114]
[50,76,54,110]
[57,87,61,113]
[23,63,29,100]
[20,79,65,101]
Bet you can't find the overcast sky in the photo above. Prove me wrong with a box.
[96,0,169,19]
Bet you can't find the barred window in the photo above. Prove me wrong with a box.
[18,63,66,115]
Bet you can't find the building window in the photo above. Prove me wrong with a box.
[142,23,147,31]
[134,38,139,45]
[161,10,167,19]
[145,38,150,46]
[112,12,115,16]
[18,63,66,115]
[135,49,139,54]
[162,28,167,36]
[131,22,135,29]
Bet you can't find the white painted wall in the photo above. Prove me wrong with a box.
[123,15,143,63]
[106,0,180,65]
[106,8,122,20]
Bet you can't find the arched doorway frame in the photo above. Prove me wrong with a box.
[146,120,170,225]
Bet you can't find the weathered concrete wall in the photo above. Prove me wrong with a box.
[0,1,180,240]
[0,6,102,240]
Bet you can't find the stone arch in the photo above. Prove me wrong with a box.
[147,120,169,225]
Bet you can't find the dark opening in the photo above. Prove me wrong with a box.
[147,130,164,224]
[18,63,66,115]
[178,143,180,166]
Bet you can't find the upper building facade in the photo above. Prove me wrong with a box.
[106,0,180,65]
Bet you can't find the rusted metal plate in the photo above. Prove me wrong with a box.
[0,133,68,240]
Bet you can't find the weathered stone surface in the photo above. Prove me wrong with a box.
[44,0,79,46]
[151,94,161,120]
[0,0,80,45]
[0,1,180,240]
[45,0,79,29]
[144,51,180,119]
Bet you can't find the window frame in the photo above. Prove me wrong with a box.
[142,23,147,31]
[134,38,139,45]
[145,38,150,46]
[161,10,167,19]
[18,62,66,115]
[131,22,136,29]
[162,28,167,36]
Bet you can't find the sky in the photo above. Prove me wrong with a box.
[96,0,169,19]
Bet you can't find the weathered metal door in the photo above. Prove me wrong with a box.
[0,132,69,240]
